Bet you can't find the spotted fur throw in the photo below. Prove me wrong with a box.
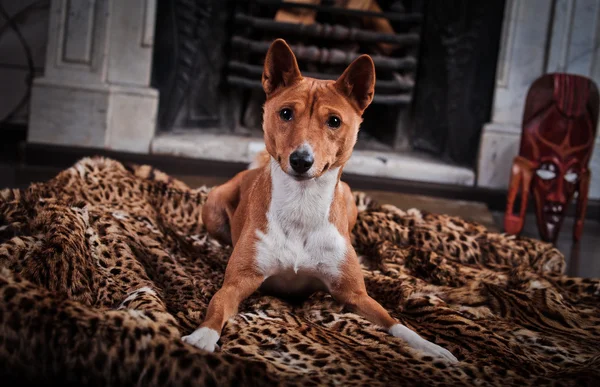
[1,157,599,386]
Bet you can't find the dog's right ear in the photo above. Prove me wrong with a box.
[262,39,302,96]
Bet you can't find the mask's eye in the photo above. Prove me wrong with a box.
[279,108,293,121]
[536,162,557,180]
[564,170,579,183]
[536,169,556,180]
[327,115,341,129]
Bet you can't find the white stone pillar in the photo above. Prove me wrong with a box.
[476,0,600,199]
[476,0,554,191]
[27,0,158,153]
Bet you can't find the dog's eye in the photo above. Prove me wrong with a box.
[279,108,293,121]
[327,115,341,129]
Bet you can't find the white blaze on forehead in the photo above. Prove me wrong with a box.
[296,142,313,154]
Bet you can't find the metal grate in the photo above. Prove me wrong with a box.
[227,0,422,106]
[225,0,424,149]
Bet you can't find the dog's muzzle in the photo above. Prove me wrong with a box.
[289,149,314,174]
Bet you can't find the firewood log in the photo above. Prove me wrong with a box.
[343,0,398,54]
[275,0,322,25]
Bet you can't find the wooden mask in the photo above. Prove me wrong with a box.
[504,73,599,244]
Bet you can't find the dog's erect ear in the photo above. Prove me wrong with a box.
[335,55,376,113]
[262,39,302,96]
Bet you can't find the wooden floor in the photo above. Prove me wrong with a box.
[492,212,600,278]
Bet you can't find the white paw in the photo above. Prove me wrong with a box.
[389,324,458,363]
[182,327,220,352]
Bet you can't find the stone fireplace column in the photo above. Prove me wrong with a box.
[477,0,600,199]
[27,0,158,153]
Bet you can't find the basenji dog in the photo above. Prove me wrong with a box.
[182,39,457,362]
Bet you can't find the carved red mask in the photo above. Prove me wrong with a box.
[505,73,599,244]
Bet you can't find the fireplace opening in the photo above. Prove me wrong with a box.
[152,0,505,168]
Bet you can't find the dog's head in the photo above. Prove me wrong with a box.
[262,39,375,180]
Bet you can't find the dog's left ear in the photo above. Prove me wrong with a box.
[262,39,302,96]
[335,55,376,113]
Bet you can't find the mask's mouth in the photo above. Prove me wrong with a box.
[541,202,565,240]
[543,203,564,223]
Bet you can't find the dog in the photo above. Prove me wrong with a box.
[182,39,457,362]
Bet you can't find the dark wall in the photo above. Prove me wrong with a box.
[411,0,506,167]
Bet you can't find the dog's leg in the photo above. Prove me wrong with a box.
[330,249,458,362]
[341,181,358,233]
[202,171,249,245]
[182,240,263,352]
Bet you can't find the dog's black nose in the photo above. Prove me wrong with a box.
[289,150,314,174]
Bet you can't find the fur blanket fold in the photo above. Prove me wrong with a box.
[0,157,599,386]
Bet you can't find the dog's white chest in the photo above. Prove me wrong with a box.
[255,214,346,278]
[254,161,347,281]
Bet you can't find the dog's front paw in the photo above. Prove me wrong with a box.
[389,324,458,363]
[409,336,457,363]
[182,327,220,352]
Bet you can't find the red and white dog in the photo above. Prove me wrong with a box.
[182,39,457,362]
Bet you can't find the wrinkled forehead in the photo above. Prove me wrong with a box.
[267,78,354,112]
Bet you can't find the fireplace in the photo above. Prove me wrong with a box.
[18,0,600,197]
[151,0,505,167]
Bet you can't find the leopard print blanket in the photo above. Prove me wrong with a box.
[1,157,599,386]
